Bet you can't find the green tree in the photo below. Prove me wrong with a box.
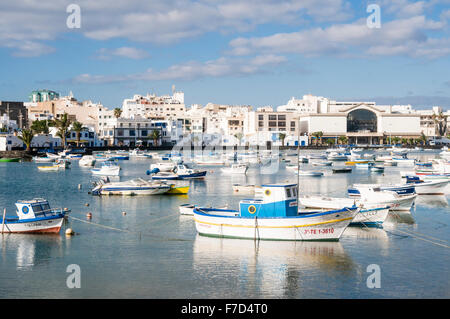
[31,120,51,134]
[17,129,34,152]
[150,130,161,147]
[114,108,122,119]
[54,113,71,149]
[338,136,348,145]
[278,133,286,147]
[71,121,86,147]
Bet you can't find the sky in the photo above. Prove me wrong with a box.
[1,0,450,110]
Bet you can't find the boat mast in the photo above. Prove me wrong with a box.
[297,117,300,209]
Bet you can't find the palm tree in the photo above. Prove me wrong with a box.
[114,108,122,119]
[338,136,348,145]
[278,133,286,147]
[419,132,427,145]
[71,121,86,147]
[31,120,51,134]
[150,130,161,147]
[54,113,71,149]
[234,132,244,146]
[317,131,323,145]
[17,129,34,152]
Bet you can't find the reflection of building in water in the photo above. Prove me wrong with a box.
[415,195,449,208]
[192,235,354,297]
[0,234,62,271]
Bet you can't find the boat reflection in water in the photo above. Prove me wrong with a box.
[384,210,416,226]
[192,234,355,297]
[414,195,449,208]
[0,234,62,271]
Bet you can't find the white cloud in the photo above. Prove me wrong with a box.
[97,47,149,60]
[228,15,449,58]
[71,54,287,84]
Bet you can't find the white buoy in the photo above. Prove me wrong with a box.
[122,211,127,216]
[65,228,74,236]
[86,212,92,219]
[78,184,82,189]
[85,203,89,207]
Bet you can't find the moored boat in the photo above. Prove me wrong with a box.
[0,199,69,233]
[221,164,248,175]
[193,183,360,241]
[91,162,120,176]
[405,176,449,195]
[91,178,171,195]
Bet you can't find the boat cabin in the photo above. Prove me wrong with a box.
[15,199,55,220]
[239,183,298,218]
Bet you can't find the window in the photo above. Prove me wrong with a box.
[129,130,135,136]
[290,121,295,127]
[269,115,277,121]
[141,130,147,136]
[117,130,124,136]
[278,115,286,120]
[268,121,277,127]
[286,188,292,198]
[278,121,286,127]
[258,115,264,120]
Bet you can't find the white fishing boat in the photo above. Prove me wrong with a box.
[91,162,120,176]
[392,157,415,166]
[149,162,176,172]
[179,204,232,216]
[91,178,171,195]
[299,196,390,226]
[311,161,332,167]
[221,164,248,175]
[355,162,374,169]
[193,158,225,166]
[193,183,360,241]
[349,187,417,211]
[370,166,385,173]
[232,184,259,194]
[0,199,69,233]
[405,176,449,195]
[79,155,96,167]
[327,152,348,161]
[33,156,55,163]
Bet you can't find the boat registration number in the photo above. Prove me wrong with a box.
[304,228,334,235]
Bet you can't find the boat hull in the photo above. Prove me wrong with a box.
[193,208,358,241]
[0,215,64,233]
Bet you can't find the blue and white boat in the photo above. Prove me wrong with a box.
[193,183,360,241]
[91,178,171,196]
[299,195,390,226]
[1,199,70,233]
[91,162,121,176]
[348,183,415,197]
[150,164,207,180]
[355,162,374,169]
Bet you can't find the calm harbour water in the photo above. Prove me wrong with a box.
[0,150,449,299]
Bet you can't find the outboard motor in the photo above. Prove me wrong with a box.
[146,168,160,175]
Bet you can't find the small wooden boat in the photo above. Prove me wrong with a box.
[0,157,20,162]
[221,164,248,175]
[91,162,120,176]
[37,164,60,171]
[1,199,70,233]
[193,183,360,241]
[91,178,171,195]
[166,184,190,195]
[332,167,352,173]
[232,184,258,193]
[370,166,385,173]
[312,161,332,167]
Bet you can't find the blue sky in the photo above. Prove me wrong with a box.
[1,0,450,109]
